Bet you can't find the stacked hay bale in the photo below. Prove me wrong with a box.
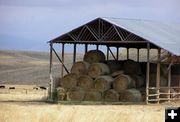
[56,50,144,103]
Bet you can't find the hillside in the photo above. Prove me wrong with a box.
[0,50,61,87]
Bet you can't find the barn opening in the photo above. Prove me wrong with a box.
[48,17,180,104]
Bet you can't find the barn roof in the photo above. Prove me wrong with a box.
[50,17,180,56]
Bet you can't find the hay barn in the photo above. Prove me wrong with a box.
[49,17,180,104]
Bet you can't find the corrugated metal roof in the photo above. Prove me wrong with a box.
[102,17,180,56]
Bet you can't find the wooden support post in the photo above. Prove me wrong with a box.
[168,65,171,101]
[61,43,64,77]
[85,44,88,53]
[52,47,69,74]
[116,47,119,60]
[49,43,53,100]
[73,44,76,63]
[108,47,117,60]
[127,48,129,59]
[146,43,150,104]
[96,45,99,50]
[137,48,140,62]
[107,46,109,60]
[156,48,161,104]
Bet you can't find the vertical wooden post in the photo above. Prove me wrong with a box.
[116,47,119,60]
[168,64,171,101]
[127,48,129,59]
[61,43,64,77]
[107,46,109,60]
[85,44,88,53]
[73,44,76,63]
[49,43,53,100]
[146,43,150,104]
[137,48,140,62]
[156,48,161,104]
[96,45,99,50]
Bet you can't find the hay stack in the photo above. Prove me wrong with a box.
[77,75,94,90]
[104,89,119,102]
[71,61,90,76]
[53,77,61,88]
[94,75,114,92]
[160,88,177,99]
[149,88,177,103]
[104,60,123,72]
[149,74,167,87]
[60,73,78,89]
[111,70,124,78]
[88,63,110,78]
[130,75,145,88]
[56,87,67,101]
[66,87,85,101]
[123,60,142,75]
[119,89,143,102]
[84,89,102,101]
[83,50,105,64]
[113,74,135,92]
[150,63,168,77]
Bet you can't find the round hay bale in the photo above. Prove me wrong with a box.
[77,75,94,90]
[94,75,114,92]
[83,50,105,64]
[104,89,119,102]
[71,61,90,76]
[149,88,177,103]
[66,87,85,101]
[123,60,142,75]
[60,73,78,89]
[113,74,135,92]
[160,64,168,77]
[160,88,177,99]
[149,74,167,87]
[111,70,124,78]
[88,63,110,78]
[119,89,143,102]
[84,89,102,101]
[104,60,123,72]
[56,87,67,101]
[130,75,145,88]
[139,88,146,101]
[150,63,168,77]
[53,77,61,88]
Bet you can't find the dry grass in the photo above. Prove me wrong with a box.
[0,102,165,122]
[0,50,82,86]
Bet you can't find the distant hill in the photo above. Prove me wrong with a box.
[0,50,60,86]
[0,50,85,86]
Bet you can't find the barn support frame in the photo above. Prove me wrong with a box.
[49,41,180,103]
[49,43,53,100]
[146,43,150,104]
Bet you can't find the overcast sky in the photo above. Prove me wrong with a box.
[0,0,180,51]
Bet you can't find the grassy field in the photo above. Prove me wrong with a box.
[0,102,165,122]
[0,50,86,87]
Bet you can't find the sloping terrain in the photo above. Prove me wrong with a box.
[0,50,61,86]
[0,50,85,87]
